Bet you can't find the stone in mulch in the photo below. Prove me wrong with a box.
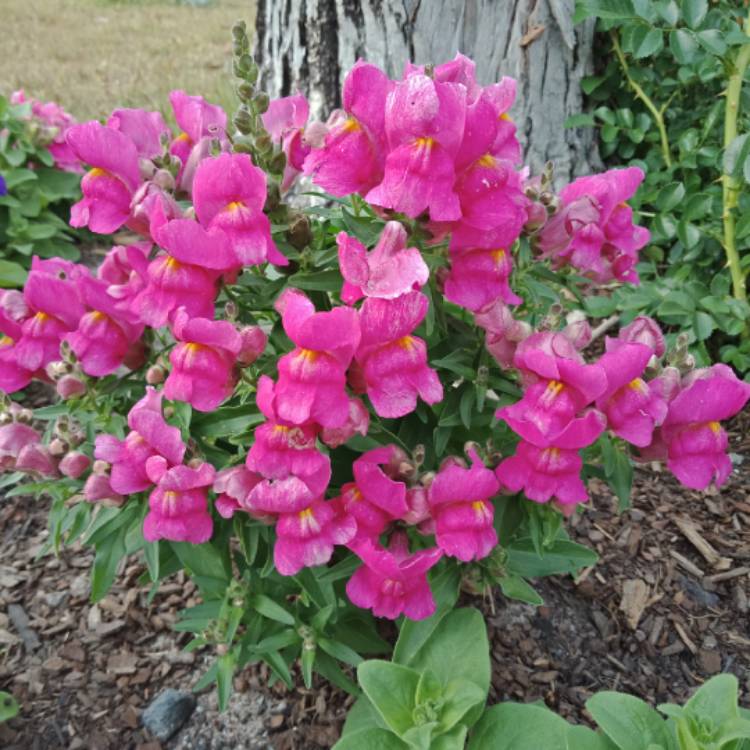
[142,689,196,741]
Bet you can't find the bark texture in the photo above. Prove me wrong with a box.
[254,0,600,183]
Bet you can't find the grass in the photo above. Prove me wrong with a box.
[0,0,254,120]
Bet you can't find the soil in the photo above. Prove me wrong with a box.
[0,416,748,749]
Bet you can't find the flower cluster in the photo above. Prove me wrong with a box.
[1,51,748,630]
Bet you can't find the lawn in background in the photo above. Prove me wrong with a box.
[0,0,252,120]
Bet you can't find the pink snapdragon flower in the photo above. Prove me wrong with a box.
[94,387,186,494]
[66,121,142,234]
[320,397,369,448]
[538,167,650,284]
[346,533,443,620]
[0,421,42,471]
[405,53,481,102]
[65,275,144,377]
[618,315,665,357]
[192,153,286,266]
[164,307,242,412]
[15,441,58,477]
[11,90,81,172]
[273,289,360,428]
[497,332,607,445]
[169,90,227,192]
[274,498,356,575]
[261,93,312,191]
[496,410,607,508]
[131,216,237,327]
[143,460,215,544]
[428,450,500,561]
[97,242,151,314]
[212,465,269,521]
[366,74,466,220]
[83,473,124,507]
[336,221,428,304]
[444,245,521,311]
[356,291,443,418]
[106,108,171,160]
[656,365,750,489]
[474,300,531,369]
[333,445,409,540]
[304,61,390,196]
[246,376,332,512]
[596,341,667,447]
[59,451,91,479]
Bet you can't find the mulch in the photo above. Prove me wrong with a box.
[0,414,748,749]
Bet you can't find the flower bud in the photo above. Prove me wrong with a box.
[563,311,592,350]
[618,316,665,357]
[237,326,267,366]
[57,375,86,400]
[152,168,175,192]
[287,214,312,250]
[48,438,68,457]
[59,451,91,479]
[92,460,110,475]
[269,151,286,174]
[253,92,270,114]
[146,365,166,385]
[233,107,254,135]
[237,81,255,102]
[45,360,69,380]
[139,158,157,181]
[17,408,34,425]
[83,473,124,507]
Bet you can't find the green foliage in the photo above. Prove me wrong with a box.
[572,2,750,376]
[0,691,19,722]
[0,95,88,276]
[466,675,750,750]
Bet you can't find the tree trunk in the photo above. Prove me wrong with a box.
[254,0,599,184]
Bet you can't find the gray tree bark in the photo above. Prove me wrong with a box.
[253,0,600,184]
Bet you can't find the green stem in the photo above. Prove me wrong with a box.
[722,17,750,303]
[611,31,672,169]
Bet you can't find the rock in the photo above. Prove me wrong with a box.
[698,649,722,675]
[142,688,197,741]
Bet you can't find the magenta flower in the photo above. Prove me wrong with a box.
[192,153,286,267]
[320,397,369,449]
[261,93,311,191]
[213,466,269,522]
[538,167,650,284]
[482,78,522,163]
[334,445,409,540]
[304,61,390,196]
[274,499,356,576]
[245,376,332,509]
[65,275,144,377]
[497,333,607,445]
[428,450,499,562]
[346,533,443,620]
[15,442,58,477]
[336,221,429,304]
[444,245,521,311]
[127,182,183,241]
[169,90,227,192]
[66,121,142,234]
[143,461,215,544]
[448,157,528,251]
[596,341,667,447]
[273,289,360,428]
[164,307,242,412]
[659,364,750,489]
[106,108,171,160]
[356,291,443,418]
[83,472,124,507]
[98,242,150,314]
[474,300,530,369]
[618,316,665,357]
[59,451,91,479]
[0,421,42,471]
[366,74,466,220]
[132,217,236,327]
[94,387,186,495]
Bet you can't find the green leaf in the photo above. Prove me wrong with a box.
[565,113,596,128]
[567,725,620,749]
[656,182,685,212]
[333,727,409,750]
[217,652,235,711]
[91,526,127,602]
[393,565,460,665]
[318,637,363,667]
[171,541,229,596]
[499,574,543,605]
[630,26,664,59]
[573,0,638,23]
[724,134,750,178]
[249,594,295,626]
[677,221,701,249]
[288,270,343,292]
[680,0,707,29]
[0,691,20,722]
[584,296,617,318]
[669,29,699,65]
[439,679,488,734]
[656,0,680,25]
[507,538,598,578]
[586,692,673,750]
[692,311,715,340]
[0,260,27,289]
[695,29,726,56]
[468,703,570,750]
[357,660,420,737]
[682,673,739,730]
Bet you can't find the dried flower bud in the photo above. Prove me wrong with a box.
[17,408,34,425]
[146,365,166,386]
[48,438,68,457]
[57,375,86,400]
[92,460,110,475]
